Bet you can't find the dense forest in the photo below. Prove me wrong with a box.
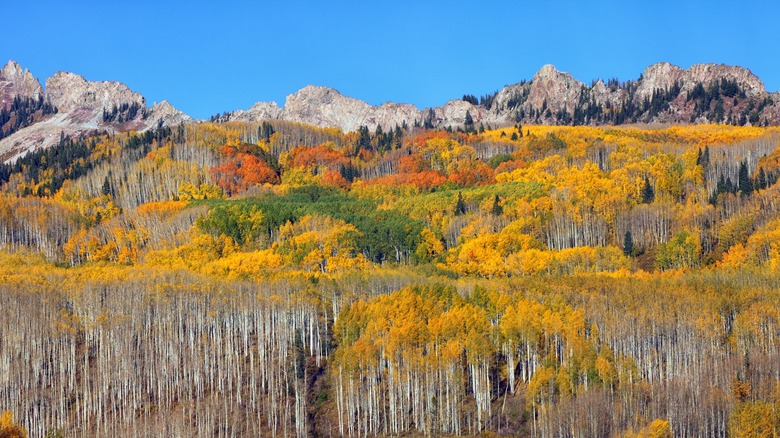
[1,120,780,437]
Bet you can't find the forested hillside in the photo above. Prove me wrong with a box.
[1,120,779,437]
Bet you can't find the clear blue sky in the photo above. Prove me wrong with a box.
[3,0,779,119]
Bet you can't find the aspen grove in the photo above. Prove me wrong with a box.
[1,121,780,437]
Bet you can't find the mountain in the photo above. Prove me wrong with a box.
[0,61,190,163]
[214,85,425,132]
[224,62,780,130]
[0,60,44,107]
[3,59,780,163]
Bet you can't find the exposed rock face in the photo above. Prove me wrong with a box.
[760,92,780,122]
[280,85,374,132]
[636,62,765,101]
[149,100,192,126]
[433,100,484,127]
[0,113,77,163]
[635,62,686,101]
[526,64,584,115]
[230,86,498,132]
[0,61,44,108]
[0,62,192,163]
[230,62,780,132]
[233,86,424,132]
[46,72,145,113]
[590,79,627,109]
[229,101,281,122]
[489,63,776,126]
[369,102,421,130]
[686,64,764,96]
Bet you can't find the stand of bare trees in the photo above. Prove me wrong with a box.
[0,274,327,438]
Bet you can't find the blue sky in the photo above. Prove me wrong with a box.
[3,1,779,119]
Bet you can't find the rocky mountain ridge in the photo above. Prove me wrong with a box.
[0,61,190,163]
[223,62,779,131]
[2,59,780,163]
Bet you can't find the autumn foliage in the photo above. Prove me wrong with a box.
[211,152,278,195]
[1,122,780,436]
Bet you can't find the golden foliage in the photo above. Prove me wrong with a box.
[0,411,27,438]
[619,419,673,438]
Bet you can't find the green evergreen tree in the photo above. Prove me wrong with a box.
[455,192,466,215]
[464,111,475,134]
[259,121,275,142]
[642,177,655,203]
[101,176,112,196]
[738,161,753,195]
[623,230,634,256]
[756,167,768,191]
[356,125,372,153]
[725,176,736,194]
[491,194,502,216]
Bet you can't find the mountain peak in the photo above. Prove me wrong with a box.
[1,60,23,76]
[642,62,684,78]
[687,63,764,95]
[636,63,685,100]
[45,71,145,113]
[288,85,346,102]
[149,100,192,127]
[535,64,560,78]
[282,85,373,132]
[527,64,582,115]
[229,101,281,122]
[0,60,44,108]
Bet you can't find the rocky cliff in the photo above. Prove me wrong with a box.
[227,62,780,131]
[0,61,190,163]
[0,61,44,109]
[525,64,584,115]
[45,71,145,114]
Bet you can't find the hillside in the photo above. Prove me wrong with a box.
[0,118,779,437]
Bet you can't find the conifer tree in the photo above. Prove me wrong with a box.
[101,176,112,197]
[455,192,466,215]
[464,111,475,134]
[491,194,502,216]
[642,177,655,203]
[623,230,634,256]
[756,167,767,191]
[701,145,710,168]
[738,161,753,195]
